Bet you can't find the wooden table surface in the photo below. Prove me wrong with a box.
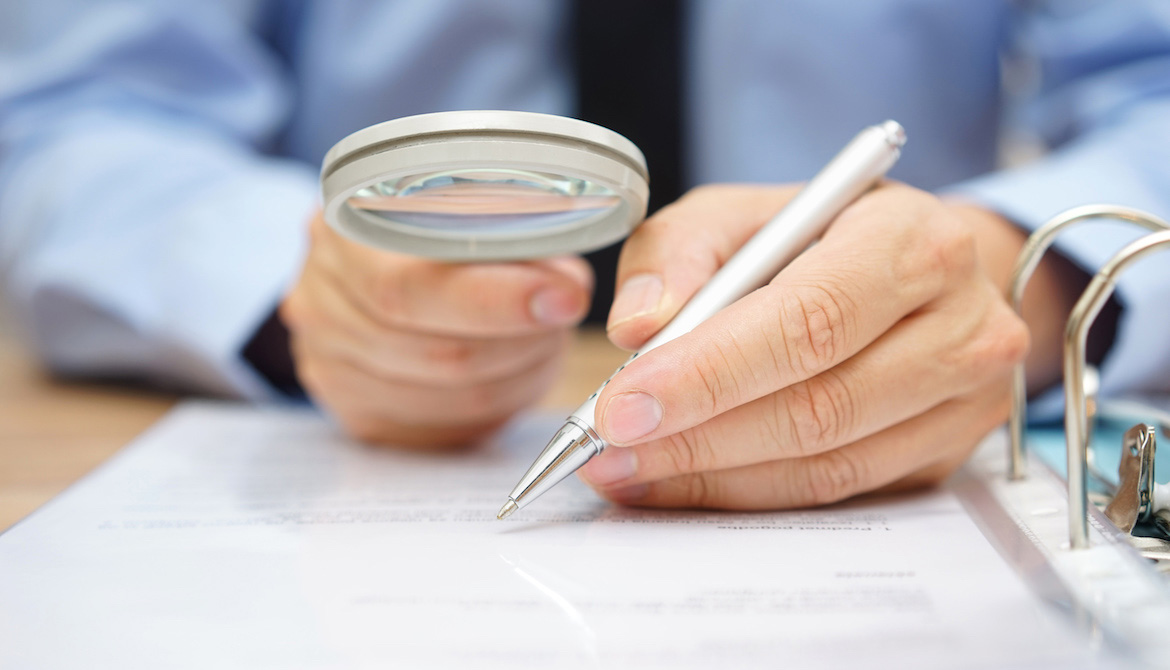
[0,328,628,532]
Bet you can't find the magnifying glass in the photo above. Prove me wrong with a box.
[320,111,650,261]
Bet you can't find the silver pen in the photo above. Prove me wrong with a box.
[497,120,907,520]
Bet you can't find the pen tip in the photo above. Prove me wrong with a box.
[496,499,519,520]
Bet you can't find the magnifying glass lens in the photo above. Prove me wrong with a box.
[347,168,621,234]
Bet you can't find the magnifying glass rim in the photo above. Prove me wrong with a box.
[322,110,648,183]
[320,111,650,261]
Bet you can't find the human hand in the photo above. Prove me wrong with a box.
[281,212,592,448]
[577,184,1077,509]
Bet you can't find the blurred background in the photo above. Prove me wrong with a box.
[1,0,1167,396]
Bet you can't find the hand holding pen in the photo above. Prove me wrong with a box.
[576,184,1031,509]
[503,122,1092,514]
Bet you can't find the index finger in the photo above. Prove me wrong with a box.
[313,216,594,337]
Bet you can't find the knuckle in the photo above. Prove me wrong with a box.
[308,211,331,238]
[462,367,551,423]
[780,373,853,456]
[635,201,711,263]
[370,260,419,320]
[637,210,676,236]
[983,391,1015,429]
[775,284,851,377]
[805,449,867,506]
[689,349,734,417]
[922,214,978,284]
[661,429,716,476]
[940,220,978,277]
[842,182,921,231]
[891,206,977,296]
[307,218,328,245]
[345,415,388,444]
[278,293,309,330]
[757,395,792,453]
[461,384,505,422]
[422,338,479,382]
[983,305,1031,368]
[684,472,720,508]
[645,184,731,233]
[956,302,1030,379]
[295,358,330,396]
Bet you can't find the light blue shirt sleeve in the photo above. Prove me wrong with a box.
[948,1,1170,403]
[0,2,318,399]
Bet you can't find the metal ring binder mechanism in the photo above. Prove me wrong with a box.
[1008,205,1170,481]
[1062,227,1170,550]
[992,205,1170,664]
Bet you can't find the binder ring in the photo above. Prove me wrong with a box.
[1007,205,1170,481]
[1065,228,1170,549]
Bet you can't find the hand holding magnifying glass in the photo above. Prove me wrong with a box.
[280,212,594,447]
[283,111,644,447]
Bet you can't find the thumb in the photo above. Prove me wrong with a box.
[607,184,802,350]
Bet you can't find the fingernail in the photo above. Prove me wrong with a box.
[530,287,581,325]
[578,447,638,487]
[608,273,663,327]
[603,392,663,444]
[606,484,649,504]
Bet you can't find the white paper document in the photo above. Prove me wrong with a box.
[0,403,1105,669]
